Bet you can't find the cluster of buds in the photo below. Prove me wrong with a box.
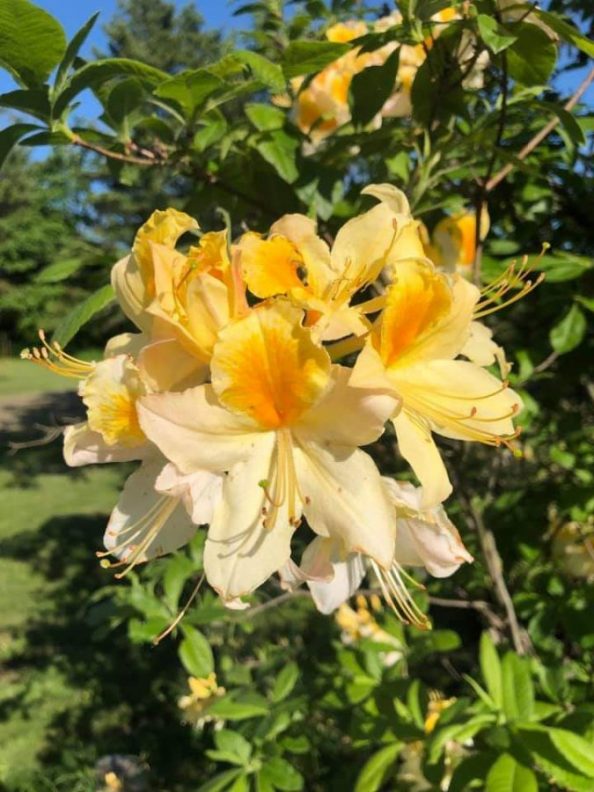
[23,183,540,627]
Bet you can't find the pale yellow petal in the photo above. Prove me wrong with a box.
[63,423,149,467]
[138,338,208,392]
[392,411,452,507]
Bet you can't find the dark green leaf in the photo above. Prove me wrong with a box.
[20,130,71,146]
[535,252,593,282]
[282,40,350,79]
[0,122,41,168]
[52,284,115,348]
[54,59,168,118]
[354,743,401,792]
[0,0,66,87]
[507,24,556,86]
[350,50,398,127]
[256,130,299,183]
[54,12,99,91]
[486,753,537,792]
[549,730,594,778]
[550,304,587,355]
[477,15,517,53]
[245,103,285,131]
[0,87,50,121]
[179,625,214,677]
[516,725,594,792]
[271,662,299,702]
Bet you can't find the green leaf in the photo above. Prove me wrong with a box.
[0,122,41,168]
[162,555,195,610]
[516,725,594,792]
[577,295,594,313]
[208,693,269,721]
[350,49,398,127]
[427,715,496,764]
[549,729,594,778]
[0,87,50,121]
[501,653,534,722]
[449,752,493,792]
[179,625,214,677]
[193,112,228,151]
[535,10,594,59]
[259,758,304,791]
[154,68,225,117]
[0,0,66,87]
[282,40,350,79]
[354,743,401,792]
[549,304,587,355]
[196,769,243,792]
[535,252,593,282]
[486,753,537,792]
[507,24,556,86]
[106,78,145,125]
[35,258,84,284]
[539,101,586,147]
[54,59,168,118]
[480,632,503,708]
[234,50,285,92]
[54,12,99,92]
[477,15,517,54]
[256,130,299,183]
[271,662,299,703]
[245,103,285,131]
[214,730,252,765]
[52,284,115,348]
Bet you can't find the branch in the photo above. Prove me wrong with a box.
[485,65,594,193]
[428,596,506,631]
[71,133,164,167]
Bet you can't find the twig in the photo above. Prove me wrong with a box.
[532,350,560,375]
[71,133,164,167]
[485,65,594,193]
[467,497,534,656]
[428,596,505,631]
[474,44,508,284]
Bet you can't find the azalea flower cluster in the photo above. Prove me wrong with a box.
[23,184,532,628]
[291,10,488,144]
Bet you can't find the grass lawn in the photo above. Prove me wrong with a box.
[0,356,125,786]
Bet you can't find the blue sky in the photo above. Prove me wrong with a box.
[0,1,591,126]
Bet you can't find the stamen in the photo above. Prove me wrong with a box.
[21,330,95,379]
[261,430,303,530]
[371,559,431,630]
[474,252,546,319]
[153,574,205,645]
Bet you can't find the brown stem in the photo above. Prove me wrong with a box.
[428,596,506,631]
[485,65,594,193]
[468,497,534,656]
[71,133,163,167]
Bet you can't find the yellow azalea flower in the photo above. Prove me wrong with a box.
[335,600,403,666]
[236,183,425,342]
[350,257,522,506]
[281,478,471,628]
[178,673,225,728]
[22,330,221,574]
[137,299,399,603]
[111,208,232,371]
[427,209,490,276]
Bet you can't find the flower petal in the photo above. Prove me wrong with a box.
[104,458,196,562]
[301,537,366,614]
[204,433,297,599]
[63,422,149,467]
[392,411,452,507]
[138,385,261,474]
[293,442,395,566]
[211,300,331,430]
[138,338,208,392]
[297,365,398,446]
[155,463,223,525]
